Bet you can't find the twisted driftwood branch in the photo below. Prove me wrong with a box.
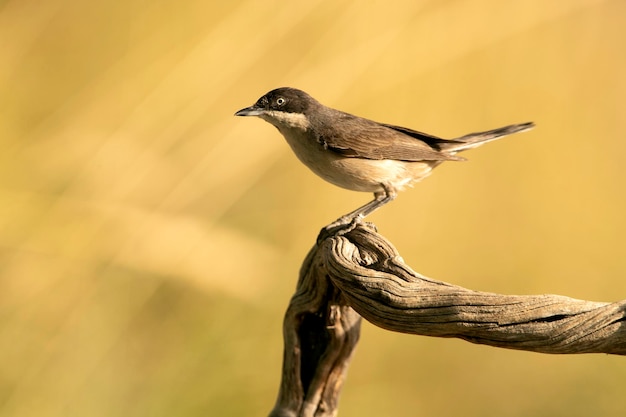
[270,223,626,417]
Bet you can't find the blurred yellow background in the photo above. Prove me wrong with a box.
[1,0,626,416]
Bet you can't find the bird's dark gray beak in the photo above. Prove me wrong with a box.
[234,106,264,117]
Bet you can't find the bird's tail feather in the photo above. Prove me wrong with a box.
[441,122,534,153]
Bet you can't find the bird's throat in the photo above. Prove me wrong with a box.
[262,110,310,131]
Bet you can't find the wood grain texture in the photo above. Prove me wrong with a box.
[270,222,626,417]
[324,224,626,354]
[270,242,362,417]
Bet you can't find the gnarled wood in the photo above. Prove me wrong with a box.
[269,222,626,417]
[270,242,362,417]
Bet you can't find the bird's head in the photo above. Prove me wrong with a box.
[235,87,319,131]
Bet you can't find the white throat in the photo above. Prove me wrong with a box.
[261,110,310,131]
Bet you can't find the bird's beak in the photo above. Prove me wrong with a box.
[234,106,265,117]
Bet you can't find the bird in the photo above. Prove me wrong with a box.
[235,87,533,230]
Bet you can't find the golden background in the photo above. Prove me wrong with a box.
[2,0,626,416]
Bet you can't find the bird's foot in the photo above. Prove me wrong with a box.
[317,215,375,244]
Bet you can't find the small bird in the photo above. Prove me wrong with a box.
[235,87,533,228]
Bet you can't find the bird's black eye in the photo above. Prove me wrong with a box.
[276,97,286,106]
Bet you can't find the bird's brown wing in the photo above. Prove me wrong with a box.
[379,123,466,150]
[316,112,464,162]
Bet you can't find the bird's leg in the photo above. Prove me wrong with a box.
[318,184,397,242]
[347,184,398,220]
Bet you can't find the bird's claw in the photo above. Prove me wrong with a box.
[317,216,365,244]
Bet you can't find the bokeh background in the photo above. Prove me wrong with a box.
[2,0,626,416]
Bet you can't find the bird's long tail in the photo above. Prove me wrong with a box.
[440,122,534,153]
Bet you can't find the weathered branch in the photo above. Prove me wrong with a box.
[325,223,626,354]
[270,222,626,417]
[270,238,362,417]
